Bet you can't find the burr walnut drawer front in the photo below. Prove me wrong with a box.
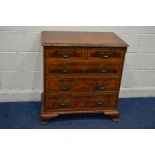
[46,62,121,75]
[45,78,119,93]
[45,93,117,111]
[87,48,124,61]
[45,47,84,60]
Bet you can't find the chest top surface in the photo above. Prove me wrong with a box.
[42,31,128,47]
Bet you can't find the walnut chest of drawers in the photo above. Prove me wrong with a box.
[41,31,128,124]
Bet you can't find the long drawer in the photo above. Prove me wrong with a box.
[45,78,119,93]
[45,62,121,76]
[45,93,117,111]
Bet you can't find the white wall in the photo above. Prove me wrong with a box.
[0,26,155,102]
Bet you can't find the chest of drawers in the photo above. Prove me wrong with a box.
[41,31,128,124]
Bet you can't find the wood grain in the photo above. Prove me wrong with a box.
[45,62,121,76]
[42,31,129,47]
[41,31,128,124]
[45,78,119,93]
[45,93,117,111]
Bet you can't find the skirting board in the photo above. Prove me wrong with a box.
[0,87,155,102]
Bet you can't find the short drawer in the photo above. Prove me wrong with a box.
[45,93,117,110]
[87,47,124,61]
[45,78,119,93]
[46,62,121,75]
[45,47,84,60]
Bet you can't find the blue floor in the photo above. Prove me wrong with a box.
[0,98,155,129]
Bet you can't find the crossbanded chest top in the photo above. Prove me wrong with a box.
[41,31,128,124]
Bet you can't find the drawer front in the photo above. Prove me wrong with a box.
[45,78,119,92]
[45,93,117,110]
[45,47,84,60]
[46,62,121,75]
[87,47,124,61]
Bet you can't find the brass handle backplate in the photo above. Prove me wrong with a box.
[100,67,107,73]
[61,66,70,73]
[60,83,69,90]
[96,84,106,90]
[96,99,104,105]
[60,52,70,58]
[101,53,109,58]
[59,100,68,107]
